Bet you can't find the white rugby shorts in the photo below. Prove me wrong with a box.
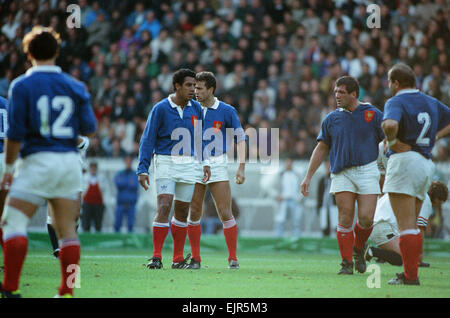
[369,220,399,246]
[382,151,435,201]
[197,154,229,184]
[154,154,199,184]
[155,178,195,203]
[9,151,82,206]
[330,161,381,195]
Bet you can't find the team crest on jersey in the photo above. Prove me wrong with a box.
[213,120,223,133]
[191,115,198,128]
[364,110,375,123]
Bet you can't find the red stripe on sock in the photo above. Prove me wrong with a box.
[354,222,373,251]
[337,230,354,263]
[399,233,422,281]
[152,225,169,259]
[187,223,201,262]
[171,222,187,263]
[58,242,80,296]
[2,236,28,292]
[223,224,238,262]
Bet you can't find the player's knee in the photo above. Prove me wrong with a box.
[358,216,374,228]
[1,205,30,240]
[157,201,172,215]
[217,206,233,221]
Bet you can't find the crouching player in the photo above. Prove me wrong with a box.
[366,181,448,266]
[0,26,97,298]
[186,71,246,269]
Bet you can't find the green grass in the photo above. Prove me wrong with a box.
[13,249,450,298]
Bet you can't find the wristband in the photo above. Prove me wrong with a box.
[387,138,398,148]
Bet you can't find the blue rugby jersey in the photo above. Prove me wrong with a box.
[0,96,7,153]
[202,98,245,157]
[137,96,204,175]
[383,89,450,159]
[317,103,384,174]
[7,65,97,158]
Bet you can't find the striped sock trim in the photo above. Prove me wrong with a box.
[222,217,236,229]
[337,224,353,233]
[171,217,188,228]
[400,228,420,236]
[153,222,170,228]
[59,238,80,248]
[188,219,201,226]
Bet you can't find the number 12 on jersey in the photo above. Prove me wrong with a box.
[37,95,75,138]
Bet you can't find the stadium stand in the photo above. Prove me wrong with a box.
[1,0,449,236]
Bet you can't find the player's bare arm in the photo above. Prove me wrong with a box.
[381,119,411,152]
[235,140,246,184]
[300,141,329,197]
[1,138,22,189]
[436,123,450,142]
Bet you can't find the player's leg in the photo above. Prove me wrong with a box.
[388,193,421,284]
[335,191,356,274]
[49,197,80,297]
[353,194,377,273]
[1,196,39,297]
[46,204,60,258]
[171,199,190,267]
[209,181,239,268]
[148,193,174,269]
[187,183,207,266]
[0,188,8,247]
[371,238,403,266]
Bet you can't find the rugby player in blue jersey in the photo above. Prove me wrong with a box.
[137,69,211,269]
[301,76,384,275]
[185,71,246,269]
[0,26,97,298]
[382,63,450,285]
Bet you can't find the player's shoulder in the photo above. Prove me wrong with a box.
[360,102,382,114]
[218,100,237,113]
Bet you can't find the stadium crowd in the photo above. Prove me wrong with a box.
[0,0,449,161]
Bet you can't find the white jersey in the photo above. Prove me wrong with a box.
[374,193,433,228]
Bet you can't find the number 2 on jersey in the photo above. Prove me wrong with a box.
[416,112,431,146]
[37,95,74,138]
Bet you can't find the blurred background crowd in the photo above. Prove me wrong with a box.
[0,0,449,162]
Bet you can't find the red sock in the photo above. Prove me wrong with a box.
[58,239,81,296]
[399,230,422,281]
[171,219,187,263]
[223,218,238,262]
[152,223,169,259]
[2,235,28,292]
[187,222,201,262]
[353,222,373,251]
[337,225,354,263]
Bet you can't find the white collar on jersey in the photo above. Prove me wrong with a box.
[26,65,62,75]
[395,88,419,96]
[203,97,220,110]
[168,94,192,108]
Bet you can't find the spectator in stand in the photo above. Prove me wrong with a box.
[81,162,106,233]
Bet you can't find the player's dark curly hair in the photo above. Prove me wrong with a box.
[172,68,196,92]
[428,181,448,203]
[335,76,360,97]
[22,26,61,61]
[195,71,216,93]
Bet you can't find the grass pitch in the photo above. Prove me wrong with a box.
[15,248,450,298]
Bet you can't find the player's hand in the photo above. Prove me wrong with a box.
[235,167,245,184]
[389,140,412,153]
[202,165,211,183]
[138,174,150,191]
[300,177,310,197]
[1,172,13,190]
